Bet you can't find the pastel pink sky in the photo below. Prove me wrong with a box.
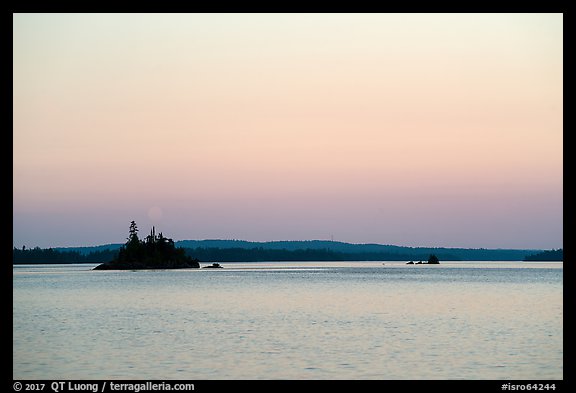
[13,13,563,249]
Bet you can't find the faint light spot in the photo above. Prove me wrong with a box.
[148,206,163,222]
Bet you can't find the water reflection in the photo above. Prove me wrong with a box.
[13,262,562,379]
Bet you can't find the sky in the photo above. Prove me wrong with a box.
[13,13,563,249]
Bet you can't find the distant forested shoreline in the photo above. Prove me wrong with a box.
[12,247,118,264]
[12,240,561,264]
[523,249,563,261]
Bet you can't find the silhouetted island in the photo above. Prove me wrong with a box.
[93,221,200,270]
[427,254,440,264]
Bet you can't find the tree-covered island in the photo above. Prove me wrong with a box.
[93,221,200,270]
[427,254,440,264]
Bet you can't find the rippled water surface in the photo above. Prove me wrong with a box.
[13,261,563,379]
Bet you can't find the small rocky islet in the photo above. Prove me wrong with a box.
[406,254,440,265]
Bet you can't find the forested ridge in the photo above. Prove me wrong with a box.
[13,241,554,264]
[12,246,117,264]
[523,249,563,261]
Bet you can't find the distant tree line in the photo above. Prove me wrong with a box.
[184,247,347,262]
[14,243,558,264]
[183,247,460,262]
[13,245,455,264]
[176,240,535,261]
[523,249,563,261]
[13,246,117,264]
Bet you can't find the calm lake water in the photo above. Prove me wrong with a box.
[13,261,563,380]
